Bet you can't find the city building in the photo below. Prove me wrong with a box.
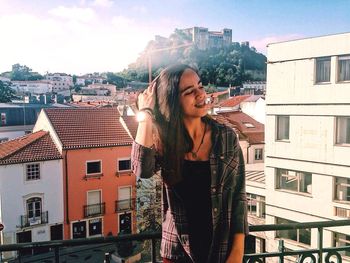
[180,27,232,50]
[0,103,69,143]
[215,111,265,165]
[0,131,63,260]
[242,81,266,95]
[265,32,350,260]
[33,108,137,239]
[214,95,266,124]
[11,81,53,94]
[86,83,117,96]
[45,73,73,92]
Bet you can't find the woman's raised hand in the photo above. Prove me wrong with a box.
[138,81,156,111]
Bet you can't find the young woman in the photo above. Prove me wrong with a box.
[132,64,248,263]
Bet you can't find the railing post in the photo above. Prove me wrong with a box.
[151,238,156,263]
[104,252,111,263]
[278,240,284,263]
[54,247,60,263]
[317,227,323,263]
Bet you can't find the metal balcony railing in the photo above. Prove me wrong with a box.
[1,219,350,263]
[83,202,105,218]
[19,211,49,228]
[115,198,135,212]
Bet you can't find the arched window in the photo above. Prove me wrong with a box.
[26,197,42,219]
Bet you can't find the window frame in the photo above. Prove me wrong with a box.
[25,163,41,181]
[337,55,350,82]
[247,193,266,218]
[333,232,350,258]
[86,160,102,175]
[315,56,331,84]
[276,115,290,141]
[117,158,132,172]
[275,217,311,246]
[334,176,350,203]
[254,148,263,161]
[275,168,312,195]
[335,116,350,146]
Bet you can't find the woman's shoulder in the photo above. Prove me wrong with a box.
[206,116,238,138]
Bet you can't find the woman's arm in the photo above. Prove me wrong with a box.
[226,233,245,263]
[131,82,157,178]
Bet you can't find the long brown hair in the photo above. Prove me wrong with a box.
[153,64,197,186]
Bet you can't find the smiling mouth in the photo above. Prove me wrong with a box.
[195,101,206,108]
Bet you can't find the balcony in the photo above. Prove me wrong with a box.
[3,219,349,263]
[115,198,135,212]
[19,211,48,228]
[83,203,105,218]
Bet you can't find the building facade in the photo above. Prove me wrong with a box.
[46,73,73,92]
[33,108,137,240]
[265,33,350,261]
[181,27,232,50]
[0,131,63,260]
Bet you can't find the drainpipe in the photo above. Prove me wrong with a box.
[64,150,69,227]
[246,143,251,164]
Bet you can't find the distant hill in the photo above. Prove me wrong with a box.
[120,29,267,87]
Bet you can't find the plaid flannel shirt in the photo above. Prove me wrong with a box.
[132,118,248,262]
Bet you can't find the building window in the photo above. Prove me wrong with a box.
[26,163,40,181]
[338,55,350,82]
[336,117,350,144]
[334,177,350,202]
[255,148,263,160]
[276,217,311,245]
[276,116,290,141]
[276,168,312,194]
[27,197,42,220]
[118,159,131,172]
[86,161,101,175]
[333,232,350,258]
[1,113,6,125]
[244,122,255,128]
[247,193,265,218]
[315,57,331,83]
[334,207,350,218]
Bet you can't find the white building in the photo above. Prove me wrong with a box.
[242,81,266,95]
[46,73,73,92]
[0,131,63,260]
[265,33,350,260]
[11,81,53,94]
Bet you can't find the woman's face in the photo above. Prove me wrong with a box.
[179,69,208,118]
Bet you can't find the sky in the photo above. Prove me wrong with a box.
[0,0,349,75]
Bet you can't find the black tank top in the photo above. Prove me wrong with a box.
[174,160,213,262]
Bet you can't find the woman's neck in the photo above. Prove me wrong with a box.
[183,117,204,139]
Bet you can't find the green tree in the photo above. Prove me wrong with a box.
[0,80,16,102]
[10,64,43,81]
[106,72,127,88]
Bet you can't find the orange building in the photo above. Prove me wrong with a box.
[33,108,136,239]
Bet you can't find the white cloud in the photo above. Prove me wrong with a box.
[111,15,136,30]
[91,0,114,8]
[132,5,148,14]
[251,34,305,54]
[48,6,96,23]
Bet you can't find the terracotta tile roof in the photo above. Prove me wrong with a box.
[219,95,251,107]
[0,131,62,165]
[44,108,133,149]
[217,111,265,144]
[209,90,229,98]
[243,95,264,102]
[120,116,138,139]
